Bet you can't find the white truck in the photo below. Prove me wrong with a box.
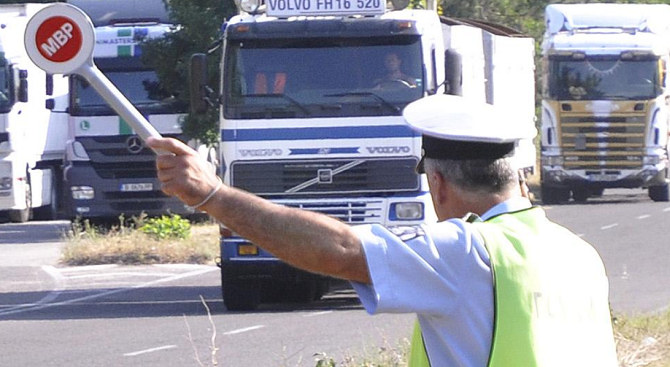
[0,4,68,222]
[541,4,670,203]
[190,0,536,310]
[62,0,212,220]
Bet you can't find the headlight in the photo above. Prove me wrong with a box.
[391,202,424,220]
[71,186,94,200]
[543,155,564,166]
[0,177,11,190]
[643,155,661,165]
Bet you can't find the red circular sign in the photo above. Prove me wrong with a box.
[34,16,83,63]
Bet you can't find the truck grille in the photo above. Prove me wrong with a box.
[78,134,185,179]
[231,158,420,196]
[559,115,646,170]
[278,199,383,224]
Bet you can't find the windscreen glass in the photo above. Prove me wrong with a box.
[224,36,424,119]
[71,59,184,115]
[548,56,661,101]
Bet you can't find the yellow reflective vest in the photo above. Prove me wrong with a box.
[408,207,618,366]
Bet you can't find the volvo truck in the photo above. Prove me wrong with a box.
[541,4,670,203]
[191,0,537,310]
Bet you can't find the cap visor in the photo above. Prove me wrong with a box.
[415,156,425,174]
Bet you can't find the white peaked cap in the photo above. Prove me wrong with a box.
[402,94,536,144]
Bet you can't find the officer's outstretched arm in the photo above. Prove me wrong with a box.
[147,137,371,284]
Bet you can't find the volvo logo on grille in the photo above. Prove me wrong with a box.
[126,136,144,154]
[366,146,410,154]
[317,169,333,184]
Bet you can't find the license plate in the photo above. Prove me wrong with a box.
[120,183,153,192]
[588,174,618,182]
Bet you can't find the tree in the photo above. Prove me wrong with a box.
[141,0,237,146]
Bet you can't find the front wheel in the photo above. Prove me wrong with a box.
[541,184,570,205]
[9,180,32,223]
[222,272,261,311]
[648,184,670,202]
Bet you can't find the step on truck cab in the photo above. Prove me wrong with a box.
[541,4,670,203]
[0,4,69,223]
[63,0,214,220]
[190,0,537,310]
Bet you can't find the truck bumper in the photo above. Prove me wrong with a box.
[541,165,668,189]
[63,163,196,219]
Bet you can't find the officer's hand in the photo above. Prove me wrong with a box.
[147,137,220,208]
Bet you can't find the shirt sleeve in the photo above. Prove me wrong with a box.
[350,221,491,317]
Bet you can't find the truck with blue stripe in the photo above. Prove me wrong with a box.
[190,0,536,310]
[63,0,212,220]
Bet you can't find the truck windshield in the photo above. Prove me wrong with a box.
[547,56,662,101]
[224,36,423,119]
[70,58,185,115]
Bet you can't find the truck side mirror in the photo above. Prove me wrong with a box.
[190,53,209,115]
[18,69,28,103]
[445,49,463,97]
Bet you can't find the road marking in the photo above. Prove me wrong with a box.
[223,325,265,335]
[601,223,618,230]
[123,345,176,357]
[637,214,650,220]
[66,272,173,280]
[0,266,218,317]
[0,266,64,313]
[58,264,118,273]
[304,311,333,317]
[663,207,670,212]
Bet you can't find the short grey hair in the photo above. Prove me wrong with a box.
[423,157,518,194]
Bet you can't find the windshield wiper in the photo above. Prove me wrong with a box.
[324,92,400,113]
[242,93,310,116]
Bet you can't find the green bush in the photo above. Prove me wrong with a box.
[139,214,191,240]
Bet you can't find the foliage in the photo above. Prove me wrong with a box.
[141,0,236,145]
[139,214,192,240]
[62,216,219,265]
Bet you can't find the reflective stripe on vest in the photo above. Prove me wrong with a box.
[408,207,617,367]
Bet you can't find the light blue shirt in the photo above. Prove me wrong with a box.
[351,197,532,367]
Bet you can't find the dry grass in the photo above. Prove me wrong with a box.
[61,219,220,266]
[614,310,670,367]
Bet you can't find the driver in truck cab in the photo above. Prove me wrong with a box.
[148,94,618,367]
[373,51,417,89]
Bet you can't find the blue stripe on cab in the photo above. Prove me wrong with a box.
[222,125,418,141]
[289,147,360,155]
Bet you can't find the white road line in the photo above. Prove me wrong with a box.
[223,325,265,335]
[123,345,176,357]
[663,207,670,212]
[601,223,618,230]
[0,266,65,313]
[637,214,651,220]
[66,272,173,280]
[304,311,333,317]
[57,264,118,273]
[0,266,218,317]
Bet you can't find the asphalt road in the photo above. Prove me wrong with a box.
[0,188,669,366]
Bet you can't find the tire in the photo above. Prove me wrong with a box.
[222,272,261,311]
[648,184,670,202]
[541,184,570,205]
[282,281,317,304]
[590,188,605,198]
[571,188,590,203]
[8,180,32,223]
[34,176,59,221]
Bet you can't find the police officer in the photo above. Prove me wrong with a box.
[148,94,618,366]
